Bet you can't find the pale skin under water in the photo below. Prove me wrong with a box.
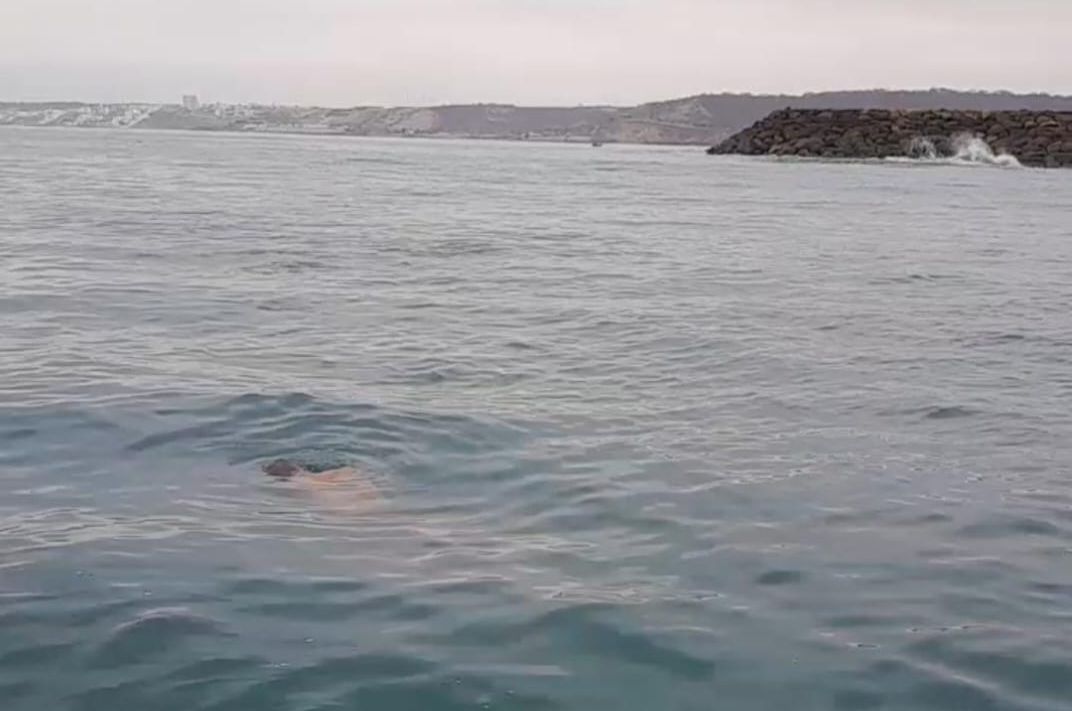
[262,460,382,512]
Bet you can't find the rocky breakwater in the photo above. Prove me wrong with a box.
[707,109,1072,167]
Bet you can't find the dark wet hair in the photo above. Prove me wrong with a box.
[262,459,304,479]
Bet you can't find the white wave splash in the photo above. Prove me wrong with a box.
[908,137,939,160]
[951,133,1022,168]
[895,134,1021,168]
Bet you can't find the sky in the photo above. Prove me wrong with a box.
[1,0,1070,106]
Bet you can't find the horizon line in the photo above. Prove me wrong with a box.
[5,86,1072,111]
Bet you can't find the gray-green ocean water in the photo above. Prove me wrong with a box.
[2,127,1072,710]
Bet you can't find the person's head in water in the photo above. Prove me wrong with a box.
[263,459,305,479]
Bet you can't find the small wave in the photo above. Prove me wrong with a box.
[122,391,532,474]
[90,607,231,668]
[924,405,977,421]
[869,273,962,285]
[755,569,806,586]
[956,515,1067,540]
[877,405,978,422]
[448,604,716,681]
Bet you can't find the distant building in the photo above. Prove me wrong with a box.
[182,95,200,111]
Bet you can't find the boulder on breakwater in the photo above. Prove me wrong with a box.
[707,109,1072,167]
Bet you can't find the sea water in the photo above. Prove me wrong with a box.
[2,127,1072,710]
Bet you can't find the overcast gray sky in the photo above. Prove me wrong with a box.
[2,0,1069,106]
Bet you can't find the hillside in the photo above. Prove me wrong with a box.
[3,90,1072,145]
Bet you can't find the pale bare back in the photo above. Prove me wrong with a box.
[262,459,381,512]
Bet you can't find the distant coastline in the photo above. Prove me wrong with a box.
[4,89,1072,147]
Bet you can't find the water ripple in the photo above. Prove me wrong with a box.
[1,129,1071,710]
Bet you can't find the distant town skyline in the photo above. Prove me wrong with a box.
[2,0,1070,106]
[9,88,1072,112]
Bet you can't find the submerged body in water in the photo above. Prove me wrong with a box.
[262,458,381,510]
